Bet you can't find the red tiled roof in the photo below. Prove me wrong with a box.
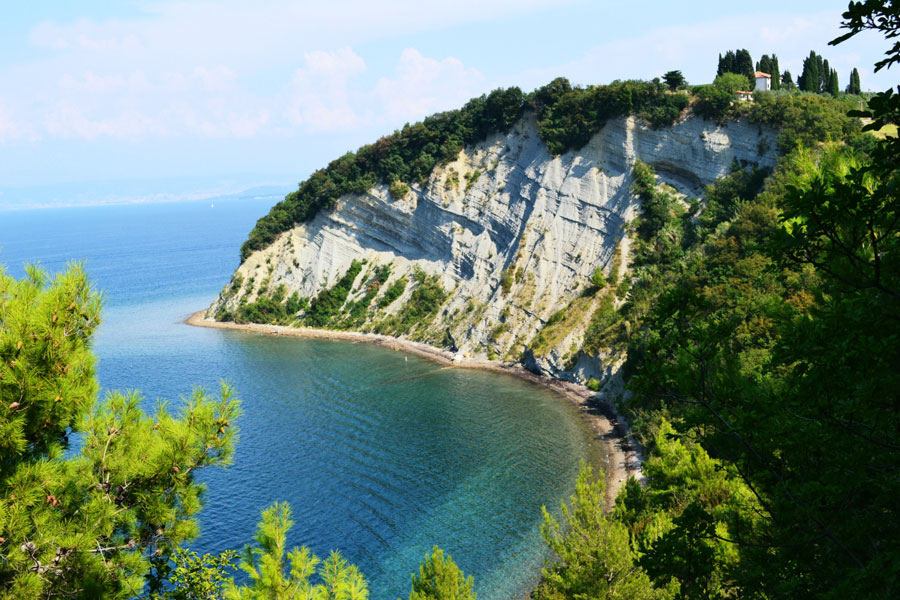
[754,71,771,78]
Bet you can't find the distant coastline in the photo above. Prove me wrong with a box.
[186,311,643,504]
[0,181,291,212]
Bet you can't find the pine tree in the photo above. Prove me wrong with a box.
[224,503,368,600]
[534,463,661,600]
[0,263,241,598]
[662,70,685,91]
[408,547,476,600]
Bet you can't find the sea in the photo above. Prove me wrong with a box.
[0,195,594,600]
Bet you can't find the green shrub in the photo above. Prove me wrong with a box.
[697,163,769,232]
[303,260,363,328]
[746,91,863,152]
[533,78,687,155]
[489,322,510,341]
[631,160,684,241]
[590,267,607,289]
[692,84,734,123]
[445,169,459,191]
[500,265,516,293]
[464,169,482,193]
[380,271,447,335]
[285,291,308,316]
[389,180,410,200]
[581,293,619,356]
[378,277,407,308]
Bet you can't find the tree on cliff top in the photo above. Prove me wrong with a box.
[663,70,686,91]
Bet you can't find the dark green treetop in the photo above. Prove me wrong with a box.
[662,70,686,90]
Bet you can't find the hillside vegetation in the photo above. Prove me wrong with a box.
[529,4,900,597]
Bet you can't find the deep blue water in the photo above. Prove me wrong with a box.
[0,198,594,600]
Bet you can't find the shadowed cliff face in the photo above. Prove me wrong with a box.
[209,113,777,382]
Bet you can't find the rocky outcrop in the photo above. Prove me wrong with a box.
[208,112,777,384]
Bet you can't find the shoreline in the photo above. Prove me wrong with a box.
[186,311,643,505]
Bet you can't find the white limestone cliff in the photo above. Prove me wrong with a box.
[208,112,776,384]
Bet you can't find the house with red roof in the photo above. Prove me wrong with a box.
[754,71,772,91]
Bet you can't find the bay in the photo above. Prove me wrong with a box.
[0,196,593,600]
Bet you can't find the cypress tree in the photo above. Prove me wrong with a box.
[829,68,840,96]
[847,67,861,94]
[771,54,781,90]
[798,54,807,90]
[799,52,820,92]
[717,51,736,77]
[782,70,794,89]
[735,49,755,84]
[817,54,826,91]
[756,54,780,91]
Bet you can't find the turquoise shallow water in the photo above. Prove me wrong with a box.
[0,198,593,600]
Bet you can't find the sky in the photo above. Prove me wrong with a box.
[0,0,895,197]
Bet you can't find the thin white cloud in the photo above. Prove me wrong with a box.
[0,103,27,142]
[283,47,367,132]
[26,0,575,66]
[30,18,144,52]
[372,49,485,124]
[58,71,153,93]
[9,0,537,142]
[13,44,481,140]
[43,103,160,139]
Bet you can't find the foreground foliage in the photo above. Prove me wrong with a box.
[534,464,661,600]
[0,264,476,599]
[533,3,900,598]
[224,503,368,600]
[151,503,475,600]
[0,264,240,598]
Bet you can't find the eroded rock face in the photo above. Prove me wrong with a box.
[209,113,776,380]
